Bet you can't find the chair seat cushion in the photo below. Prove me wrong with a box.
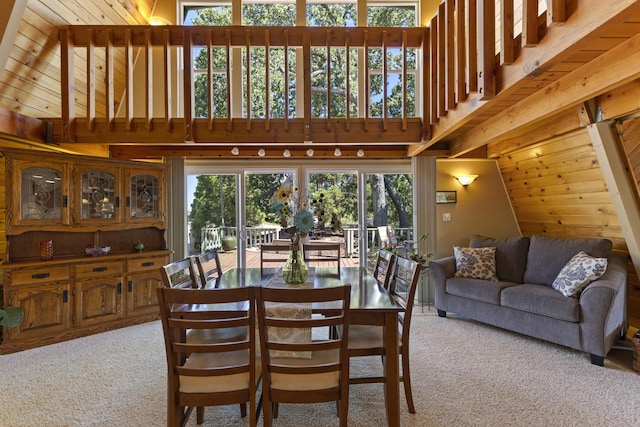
[347,324,401,350]
[180,350,260,393]
[270,349,340,391]
[500,284,580,322]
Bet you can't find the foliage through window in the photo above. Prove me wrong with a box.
[182,1,419,120]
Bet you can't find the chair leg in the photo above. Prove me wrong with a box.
[240,402,247,418]
[263,397,273,427]
[196,406,204,424]
[339,399,348,427]
[273,402,279,418]
[401,352,416,414]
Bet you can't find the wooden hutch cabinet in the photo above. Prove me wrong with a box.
[0,149,170,354]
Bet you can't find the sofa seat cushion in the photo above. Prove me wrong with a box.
[523,235,613,286]
[500,284,580,322]
[447,277,518,305]
[470,235,530,283]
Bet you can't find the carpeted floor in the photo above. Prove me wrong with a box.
[1,312,638,426]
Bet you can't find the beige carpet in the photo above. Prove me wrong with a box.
[1,312,638,427]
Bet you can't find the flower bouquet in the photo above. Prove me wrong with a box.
[271,185,326,283]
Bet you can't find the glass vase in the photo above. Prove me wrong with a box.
[282,245,308,284]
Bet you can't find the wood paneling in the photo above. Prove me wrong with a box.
[0,0,154,119]
[497,128,626,249]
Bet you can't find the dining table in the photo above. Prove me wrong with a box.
[210,266,405,427]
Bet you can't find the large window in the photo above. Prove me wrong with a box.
[181,0,419,120]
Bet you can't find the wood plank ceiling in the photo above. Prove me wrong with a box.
[1,0,640,159]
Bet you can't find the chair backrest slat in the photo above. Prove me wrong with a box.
[303,243,341,271]
[160,257,198,289]
[373,249,396,289]
[390,256,421,341]
[194,249,223,287]
[260,244,292,273]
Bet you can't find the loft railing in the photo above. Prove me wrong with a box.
[54,1,566,150]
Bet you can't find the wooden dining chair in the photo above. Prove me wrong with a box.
[373,249,396,289]
[156,286,260,427]
[160,257,199,289]
[303,242,341,271]
[260,244,292,273]
[255,285,351,427]
[194,249,222,287]
[347,256,421,413]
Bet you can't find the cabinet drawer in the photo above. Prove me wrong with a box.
[76,261,124,278]
[10,266,71,285]
[127,257,165,273]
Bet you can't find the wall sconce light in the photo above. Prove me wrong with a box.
[356,149,365,157]
[454,175,478,187]
[231,147,239,155]
[283,149,291,157]
[334,148,341,157]
[258,148,266,157]
[306,148,314,157]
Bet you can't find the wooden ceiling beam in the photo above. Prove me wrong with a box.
[449,29,640,157]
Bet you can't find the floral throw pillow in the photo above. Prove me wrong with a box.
[453,246,498,281]
[552,251,608,298]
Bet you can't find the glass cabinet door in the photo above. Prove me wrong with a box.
[21,166,64,221]
[129,173,159,219]
[81,171,117,219]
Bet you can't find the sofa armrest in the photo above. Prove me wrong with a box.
[579,252,628,357]
[429,256,456,311]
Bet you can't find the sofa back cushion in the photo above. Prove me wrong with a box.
[523,235,613,286]
[470,235,530,283]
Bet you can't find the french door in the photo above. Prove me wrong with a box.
[185,164,413,271]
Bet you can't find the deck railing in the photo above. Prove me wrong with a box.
[54,1,567,151]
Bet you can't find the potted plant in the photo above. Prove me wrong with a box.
[408,234,433,266]
[0,287,24,330]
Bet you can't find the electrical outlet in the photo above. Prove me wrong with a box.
[443,213,451,221]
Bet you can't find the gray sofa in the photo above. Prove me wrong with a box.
[429,234,628,365]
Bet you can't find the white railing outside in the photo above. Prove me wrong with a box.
[201,224,280,251]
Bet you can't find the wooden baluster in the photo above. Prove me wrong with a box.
[345,30,351,132]
[207,29,214,131]
[145,29,153,131]
[467,0,478,93]
[429,15,438,125]
[226,30,232,131]
[364,30,369,131]
[86,29,95,132]
[402,30,407,131]
[437,3,446,117]
[125,29,134,131]
[326,29,331,130]
[245,30,251,132]
[547,0,567,26]
[106,29,115,130]
[456,0,467,102]
[522,0,539,47]
[284,29,289,131]
[477,0,496,100]
[265,29,270,131]
[164,28,173,132]
[382,30,388,130]
[445,0,455,111]
[422,28,431,140]
[60,28,76,142]
[183,28,194,141]
[501,0,515,65]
